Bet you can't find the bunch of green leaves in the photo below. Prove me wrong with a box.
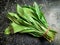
[4,2,57,42]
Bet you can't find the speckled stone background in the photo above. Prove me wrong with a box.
[0,0,60,45]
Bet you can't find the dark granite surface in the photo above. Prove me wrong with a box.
[0,0,60,45]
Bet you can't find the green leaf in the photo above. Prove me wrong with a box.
[8,12,19,19]
[33,2,41,20]
[5,22,34,34]
[4,26,10,34]
[17,4,24,15]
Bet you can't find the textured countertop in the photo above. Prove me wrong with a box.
[0,0,60,45]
